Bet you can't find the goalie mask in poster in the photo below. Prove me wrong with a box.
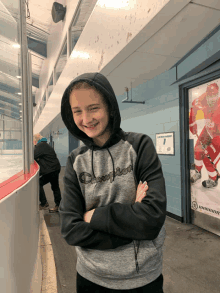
[189,78,220,219]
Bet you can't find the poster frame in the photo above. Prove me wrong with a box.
[179,67,220,225]
[155,131,175,156]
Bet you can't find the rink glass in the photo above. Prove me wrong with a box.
[0,0,33,184]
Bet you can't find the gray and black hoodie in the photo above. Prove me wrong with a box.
[59,72,167,290]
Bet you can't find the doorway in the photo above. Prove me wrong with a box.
[180,72,220,236]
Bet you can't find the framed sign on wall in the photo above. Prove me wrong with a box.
[156,132,175,155]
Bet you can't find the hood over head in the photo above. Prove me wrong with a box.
[61,72,121,149]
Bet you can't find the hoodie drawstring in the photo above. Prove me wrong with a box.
[91,146,96,179]
[91,145,140,273]
[107,148,115,182]
[91,147,115,182]
[133,240,140,273]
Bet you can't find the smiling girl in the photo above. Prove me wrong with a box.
[59,72,166,293]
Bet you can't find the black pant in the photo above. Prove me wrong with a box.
[39,170,61,206]
[76,272,164,293]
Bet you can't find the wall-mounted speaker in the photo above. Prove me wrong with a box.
[51,2,66,23]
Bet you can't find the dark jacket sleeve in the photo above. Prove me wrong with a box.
[59,155,133,250]
[90,135,167,241]
[34,144,43,160]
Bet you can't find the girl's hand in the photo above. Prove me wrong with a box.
[84,183,148,221]
[84,209,95,223]
[135,181,148,203]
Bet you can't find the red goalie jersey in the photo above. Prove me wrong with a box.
[189,83,220,140]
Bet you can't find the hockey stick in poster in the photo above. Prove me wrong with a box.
[195,133,220,178]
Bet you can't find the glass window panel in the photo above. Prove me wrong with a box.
[69,6,81,54]
[69,0,97,55]
[47,75,53,99]
[71,28,82,53]
[4,131,11,139]
[0,0,23,183]
[55,40,67,83]
[41,94,46,111]
[10,130,22,140]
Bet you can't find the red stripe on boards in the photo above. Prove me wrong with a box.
[0,161,39,201]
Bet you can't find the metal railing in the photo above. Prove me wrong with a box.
[19,0,34,173]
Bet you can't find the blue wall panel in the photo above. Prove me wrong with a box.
[119,68,182,217]
[69,132,79,153]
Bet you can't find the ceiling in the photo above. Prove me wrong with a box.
[106,1,220,95]
[33,0,220,133]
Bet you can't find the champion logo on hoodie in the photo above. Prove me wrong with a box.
[79,164,133,184]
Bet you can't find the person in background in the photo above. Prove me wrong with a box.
[59,72,167,293]
[33,133,62,212]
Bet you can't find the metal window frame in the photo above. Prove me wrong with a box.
[179,69,220,223]
[47,73,54,100]
[69,0,82,54]
[54,36,68,84]
[19,0,33,172]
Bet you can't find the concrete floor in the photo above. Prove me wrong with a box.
[43,167,220,293]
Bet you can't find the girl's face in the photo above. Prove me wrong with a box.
[69,88,111,147]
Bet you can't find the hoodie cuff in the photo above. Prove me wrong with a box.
[90,206,109,233]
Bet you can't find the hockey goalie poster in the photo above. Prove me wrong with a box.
[189,78,220,220]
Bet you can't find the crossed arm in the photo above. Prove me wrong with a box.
[60,135,166,249]
[84,181,148,223]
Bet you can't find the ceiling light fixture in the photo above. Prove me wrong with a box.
[12,44,20,48]
[70,51,90,59]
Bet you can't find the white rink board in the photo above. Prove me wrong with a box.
[0,167,40,293]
